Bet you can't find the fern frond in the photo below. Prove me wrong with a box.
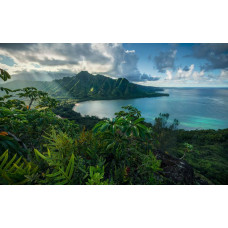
[49,154,75,185]
[0,150,8,169]
[35,149,75,185]
[0,150,38,184]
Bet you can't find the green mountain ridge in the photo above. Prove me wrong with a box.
[2,71,168,100]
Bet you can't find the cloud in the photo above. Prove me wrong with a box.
[109,46,140,80]
[192,70,204,80]
[140,74,160,81]
[219,70,228,80]
[101,44,153,82]
[0,43,110,67]
[125,50,135,54]
[164,64,205,82]
[192,43,228,70]
[0,43,153,82]
[154,49,177,73]
[165,70,172,80]
[176,64,194,79]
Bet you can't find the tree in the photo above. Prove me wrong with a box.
[0,68,11,81]
[0,68,13,94]
[16,87,48,110]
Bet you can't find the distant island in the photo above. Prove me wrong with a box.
[3,71,168,101]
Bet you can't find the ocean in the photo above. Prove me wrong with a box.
[73,88,228,130]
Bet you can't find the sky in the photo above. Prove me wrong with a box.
[0,43,227,87]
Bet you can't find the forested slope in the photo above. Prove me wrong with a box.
[2,71,168,100]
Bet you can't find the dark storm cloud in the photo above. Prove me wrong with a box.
[0,43,35,51]
[0,43,160,83]
[154,49,177,73]
[0,43,110,66]
[107,44,160,82]
[27,57,79,66]
[192,43,228,70]
[183,66,190,71]
[124,73,160,82]
[140,74,160,81]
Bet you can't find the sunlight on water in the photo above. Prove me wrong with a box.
[181,116,226,129]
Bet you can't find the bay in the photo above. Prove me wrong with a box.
[73,88,228,130]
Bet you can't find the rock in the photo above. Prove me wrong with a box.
[153,150,196,184]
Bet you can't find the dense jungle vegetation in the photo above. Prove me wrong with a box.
[0,69,227,185]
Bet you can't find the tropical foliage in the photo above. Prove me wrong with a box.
[0,69,165,185]
[0,69,227,185]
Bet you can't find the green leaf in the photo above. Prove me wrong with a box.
[0,150,8,161]
[0,150,8,169]
[92,122,104,133]
[100,123,110,132]
[34,149,48,161]
[8,157,22,172]
[4,154,17,170]
[107,142,115,150]
[46,170,62,178]
[132,126,139,137]
[134,118,145,124]
[112,124,116,134]
[137,123,148,131]
[68,154,75,179]
[66,154,75,178]
[125,129,131,136]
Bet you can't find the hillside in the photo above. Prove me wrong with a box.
[2,71,168,100]
[1,69,227,185]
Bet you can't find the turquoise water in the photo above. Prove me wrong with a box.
[73,88,228,130]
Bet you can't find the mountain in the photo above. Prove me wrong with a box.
[2,71,168,100]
